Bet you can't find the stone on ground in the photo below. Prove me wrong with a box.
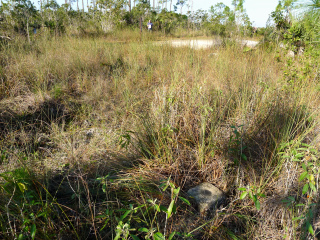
[187,182,225,213]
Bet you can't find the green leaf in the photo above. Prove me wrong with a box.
[295,204,305,207]
[248,191,253,200]
[301,163,307,171]
[154,232,165,240]
[172,202,177,215]
[255,200,260,210]
[241,154,247,161]
[120,210,131,221]
[297,148,308,151]
[295,153,304,158]
[114,232,121,240]
[292,158,301,162]
[292,216,304,221]
[299,172,308,182]
[238,187,246,191]
[178,196,191,206]
[18,234,24,240]
[17,182,27,193]
[167,200,175,218]
[160,177,171,191]
[31,224,36,239]
[159,183,168,192]
[131,234,141,240]
[287,196,295,202]
[168,232,176,240]
[310,148,317,153]
[302,183,309,194]
[160,205,167,213]
[309,182,316,192]
[173,187,180,196]
[240,191,247,200]
[138,227,149,233]
[307,222,315,235]
[153,204,161,212]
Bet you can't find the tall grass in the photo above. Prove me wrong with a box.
[0,34,320,239]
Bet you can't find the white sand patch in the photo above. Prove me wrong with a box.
[157,39,259,49]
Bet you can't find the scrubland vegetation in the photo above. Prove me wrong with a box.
[1,0,320,239]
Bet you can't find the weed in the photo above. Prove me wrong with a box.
[279,141,320,237]
[229,125,247,164]
[96,176,190,239]
[239,186,265,211]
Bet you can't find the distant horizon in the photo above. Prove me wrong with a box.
[33,0,279,28]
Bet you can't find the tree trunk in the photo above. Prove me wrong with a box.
[170,0,172,11]
[26,20,30,44]
[77,0,79,11]
[129,0,131,12]
[82,0,84,12]
[153,0,155,10]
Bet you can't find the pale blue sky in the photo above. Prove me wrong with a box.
[190,0,279,27]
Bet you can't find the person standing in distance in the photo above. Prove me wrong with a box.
[147,20,153,32]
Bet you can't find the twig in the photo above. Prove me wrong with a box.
[0,36,11,40]
[6,186,16,238]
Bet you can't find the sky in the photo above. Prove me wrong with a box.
[191,0,279,27]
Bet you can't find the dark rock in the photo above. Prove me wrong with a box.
[187,182,225,213]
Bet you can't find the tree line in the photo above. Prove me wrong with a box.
[1,0,319,49]
[0,0,256,40]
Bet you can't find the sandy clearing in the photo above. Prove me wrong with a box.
[157,39,259,49]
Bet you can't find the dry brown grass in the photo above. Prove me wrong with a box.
[0,35,320,239]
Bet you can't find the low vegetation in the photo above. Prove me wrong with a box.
[1,0,320,239]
